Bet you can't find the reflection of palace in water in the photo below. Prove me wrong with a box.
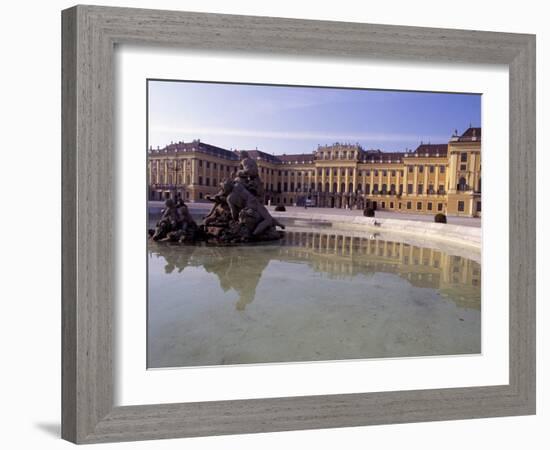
[148,230,481,311]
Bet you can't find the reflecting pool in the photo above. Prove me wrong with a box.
[147,227,481,368]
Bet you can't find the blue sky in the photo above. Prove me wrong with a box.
[148,80,481,155]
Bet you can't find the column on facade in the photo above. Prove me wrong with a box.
[423,165,428,196]
[352,167,357,193]
[369,169,374,195]
[191,159,198,185]
[396,168,401,195]
[448,153,457,192]
[434,165,440,194]
[402,163,408,197]
[413,165,418,195]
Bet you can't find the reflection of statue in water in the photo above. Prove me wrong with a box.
[200,248,272,310]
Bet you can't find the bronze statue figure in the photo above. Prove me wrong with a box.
[149,154,285,245]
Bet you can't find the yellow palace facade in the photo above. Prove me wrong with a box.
[148,127,481,217]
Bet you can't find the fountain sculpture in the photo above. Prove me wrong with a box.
[149,152,285,244]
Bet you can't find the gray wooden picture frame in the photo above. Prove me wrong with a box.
[61,4,536,444]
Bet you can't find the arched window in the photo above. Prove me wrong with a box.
[325,182,329,192]
[341,182,346,193]
[317,182,322,192]
[349,182,353,193]
[333,182,338,193]
[365,183,370,194]
[357,183,362,193]
[458,177,467,191]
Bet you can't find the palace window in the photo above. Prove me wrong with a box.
[205,177,210,186]
[198,176,203,185]
[381,184,387,194]
[333,182,338,193]
[429,165,434,173]
[365,184,370,194]
[373,183,379,194]
[407,201,412,209]
[458,201,465,212]
[407,184,413,194]
[374,170,379,176]
[419,166,424,173]
[325,182,329,192]
[476,201,482,212]
[460,164,467,171]
[461,152,468,162]
[206,161,210,169]
[408,166,413,173]
[438,184,445,194]
[199,160,203,167]
[283,182,288,191]
[381,202,386,209]
[390,184,396,194]
[427,202,433,211]
[428,184,434,194]
[391,170,396,177]
[418,184,423,194]
[458,177,467,191]
[440,165,445,173]
[290,182,295,192]
[349,182,353,193]
[382,170,387,176]
[437,203,443,211]
[417,202,422,210]
[213,163,217,169]
[390,202,394,208]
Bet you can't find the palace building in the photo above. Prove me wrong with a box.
[148,127,481,217]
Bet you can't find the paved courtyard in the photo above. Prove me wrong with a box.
[148,201,481,228]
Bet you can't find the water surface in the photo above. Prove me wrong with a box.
[147,228,481,368]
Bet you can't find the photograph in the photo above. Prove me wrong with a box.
[146,80,482,368]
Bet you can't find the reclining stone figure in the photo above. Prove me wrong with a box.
[222,180,285,236]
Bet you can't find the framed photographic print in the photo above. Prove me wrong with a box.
[62,5,536,444]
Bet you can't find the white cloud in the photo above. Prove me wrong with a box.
[151,125,447,144]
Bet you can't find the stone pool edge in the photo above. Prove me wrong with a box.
[272,211,481,251]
